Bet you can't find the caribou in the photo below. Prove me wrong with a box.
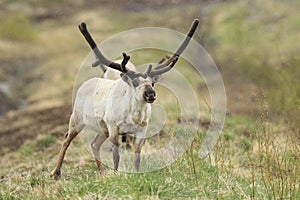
[100,53,170,149]
[51,19,199,179]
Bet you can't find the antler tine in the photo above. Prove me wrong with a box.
[96,64,107,72]
[145,64,153,75]
[157,55,170,65]
[168,18,199,64]
[149,56,179,77]
[120,52,130,72]
[150,18,199,77]
[78,22,130,73]
[152,55,171,72]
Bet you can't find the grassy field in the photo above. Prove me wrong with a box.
[0,0,299,199]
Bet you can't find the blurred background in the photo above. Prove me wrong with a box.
[1,0,299,150]
[0,0,299,199]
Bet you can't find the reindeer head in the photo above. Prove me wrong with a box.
[78,19,199,104]
[118,55,178,103]
[122,74,157,103]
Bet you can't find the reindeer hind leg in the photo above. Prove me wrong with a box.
[51,114,83,179]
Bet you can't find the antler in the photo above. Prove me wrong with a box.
[149,18,199,77]
[157,55,170,64]
[79,22,148,79]
[79,18,199,79]
[78,22,131,72]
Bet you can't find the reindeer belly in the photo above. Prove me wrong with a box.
[118,123,139,135]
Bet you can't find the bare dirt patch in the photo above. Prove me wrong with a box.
[0,104,71,155]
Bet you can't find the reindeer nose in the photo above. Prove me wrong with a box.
[143,88,156,103]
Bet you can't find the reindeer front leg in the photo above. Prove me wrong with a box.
[108,126,120,171]
[112,139,120,171]
[133,128,147,171]
[133,137,145,171]
[91,133,108,176]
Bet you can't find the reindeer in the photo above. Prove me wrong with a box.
[51,19,199,179]
[99,54,170,149]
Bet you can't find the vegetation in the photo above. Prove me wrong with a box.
[0,14,37,41]
[204,0,300,124]
[0,0,299,199]
[1,112,299,199]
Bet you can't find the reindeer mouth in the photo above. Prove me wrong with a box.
[144,95,156,103]
[146,97,156,103]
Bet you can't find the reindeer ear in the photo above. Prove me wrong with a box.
[120,73,132,86]
[132,78,140,87]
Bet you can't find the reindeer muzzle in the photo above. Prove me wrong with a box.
[143,88,156,103]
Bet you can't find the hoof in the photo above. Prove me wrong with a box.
[50,170,61,180]
[97,171,105,179]
[97,167,106,178]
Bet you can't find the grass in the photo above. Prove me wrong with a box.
[1,112,299,199]
[250,99,300,199]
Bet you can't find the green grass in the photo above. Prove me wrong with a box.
[18,135,57,156]
[1,114,299,199]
